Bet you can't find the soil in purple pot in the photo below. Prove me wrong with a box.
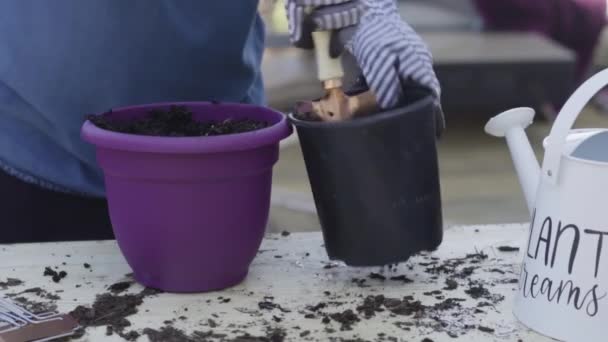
[86,105,268,136]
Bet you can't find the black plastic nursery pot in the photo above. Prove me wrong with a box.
[288,89,443,266]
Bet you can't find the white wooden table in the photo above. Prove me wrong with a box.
[0,224,554,341]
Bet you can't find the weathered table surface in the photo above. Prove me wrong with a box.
[0,224,554,341]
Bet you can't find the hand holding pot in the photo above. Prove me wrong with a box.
[286,0,444,135]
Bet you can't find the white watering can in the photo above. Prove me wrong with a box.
[485,68,608,342]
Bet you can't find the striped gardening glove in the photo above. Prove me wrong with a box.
[286,0,444,135]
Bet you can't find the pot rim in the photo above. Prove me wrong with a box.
[81,101,292,154]
[287,93,434,128]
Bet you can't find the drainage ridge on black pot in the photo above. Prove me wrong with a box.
[288,88,443,266]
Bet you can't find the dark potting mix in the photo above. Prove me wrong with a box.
[86,105,268,137]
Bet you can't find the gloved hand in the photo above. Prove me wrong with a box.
[286,0,444,135]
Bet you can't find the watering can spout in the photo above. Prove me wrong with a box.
[485,108,540,214]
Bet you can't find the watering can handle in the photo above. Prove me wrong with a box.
[542,68,608,185]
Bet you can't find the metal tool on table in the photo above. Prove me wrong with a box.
[0,298,79,342]
[295,28,379,122]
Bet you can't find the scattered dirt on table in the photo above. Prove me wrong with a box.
[84,263,91,269]
[87,105,268,137]
[281,231,290,237]
[11,296,57,314]
[69,287,162,339]
[3,287,62,317]
[143,325,283,342]
[18,287,61,300]
[423,252,488,279]
[16,245,516,341]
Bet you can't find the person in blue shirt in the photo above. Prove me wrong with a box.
[0,0,441,243]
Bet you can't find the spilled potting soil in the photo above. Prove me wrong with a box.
[86,105,268,136]
[0,240,523,341]
[68,283,163,341]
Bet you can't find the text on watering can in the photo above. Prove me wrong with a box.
[521,210,608,317]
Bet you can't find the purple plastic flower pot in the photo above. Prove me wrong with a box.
[81,102,292,293]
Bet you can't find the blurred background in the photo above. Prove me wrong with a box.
[259,0,608,232]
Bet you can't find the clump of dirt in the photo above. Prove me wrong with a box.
[431,298,465,311]
[368,273,386,281]
[108,281,133,294]
[464,282,505,304]
[443,278,458,290]
[0,278,23,289]
[356,295,386,318]
[478,326,495,333]
[389,275,413,283]
[87,105,268,137]
[139,287,164,297]
[306,302,327,312]
[497,246,519,252]
[70,293,141,335]
[465,282,488,300]
[230,328,286,342]
[143,326,191,342]
[258,297,291,313]
[43,267,67,283]
[353,283,500,338]
[383,296,426,317]
[69,287,162,340]
[351,278,368,287]
[329,309,360,331]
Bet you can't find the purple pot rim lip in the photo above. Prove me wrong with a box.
[81,101,293,154]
